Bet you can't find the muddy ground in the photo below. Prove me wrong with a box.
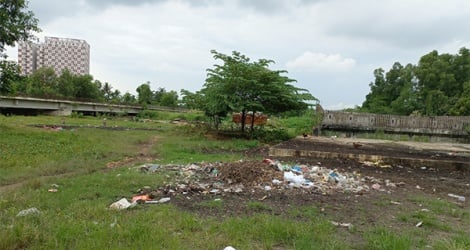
[156,136,469,246]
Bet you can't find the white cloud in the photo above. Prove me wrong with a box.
[324,102,356,111]
[4,0,470,107]
[286,51,356,72]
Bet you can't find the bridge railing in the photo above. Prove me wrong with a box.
[321,110,470,136]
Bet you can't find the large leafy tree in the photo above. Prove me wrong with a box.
[159,90,178,107]
[136,82,153,106]
[0,0,40,52]
[0,0,40,94]
[73,75,101,101]
[361,47,470,116]
[0,58,21,94]
[122,92,137,105]
[180,89,205,109]
[202,50,316,132]
[27,67,58,97]
[57,69,75,98]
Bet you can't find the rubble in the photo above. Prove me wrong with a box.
[448,193,466,202]
[17,207,41,217]
[128,159,401,201]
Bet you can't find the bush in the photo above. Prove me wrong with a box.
[70,112,84,118]
[251,128,291,143]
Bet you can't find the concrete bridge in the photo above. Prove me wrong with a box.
[0,96,185,116]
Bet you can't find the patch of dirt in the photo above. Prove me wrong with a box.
[140,136,469,246]
[106,136,159,168]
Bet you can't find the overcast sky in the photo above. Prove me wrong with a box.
[5,0,470,109]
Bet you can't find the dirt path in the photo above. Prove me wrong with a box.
[106,136,160,168]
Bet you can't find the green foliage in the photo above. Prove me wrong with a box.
[0,58,22,94]
[276,109,317,136]
[246,201,272,212]
[12,67,103,101]
[361,47,470,116]
[136,110,205,122]
[136,81,153,105]
[0,0,40,52]
[1,0,40,94]
[199,50,316,131]
[136,83,179,107]
[365,227,412,249]
[432,233,470,250]
[251,127,291,143]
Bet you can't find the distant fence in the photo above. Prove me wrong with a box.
[321,110,470,137]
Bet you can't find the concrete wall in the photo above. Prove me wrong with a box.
[322,111,470,136]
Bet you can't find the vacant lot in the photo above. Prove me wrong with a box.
[1,115,469,249]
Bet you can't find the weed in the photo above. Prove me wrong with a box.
[365,227,412,249]
[246,201,272,212]
[198,199,224,211]
[433,232,470,249]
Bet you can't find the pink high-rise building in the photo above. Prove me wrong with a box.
[18,36,90,76]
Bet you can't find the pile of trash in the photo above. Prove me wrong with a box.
[110,159,402,209]
[143,159,397,195]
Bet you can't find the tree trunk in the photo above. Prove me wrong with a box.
[250,110,256,131]
[250,110,256,139]
[240,109,246,132]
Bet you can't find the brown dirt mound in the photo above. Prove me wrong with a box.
[217,161,283,186]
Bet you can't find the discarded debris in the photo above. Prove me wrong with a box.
[145,197,170,204]
[109,198,137,210]
[131,159,401,197]
[48,184,59,192]
[17,207,41,217]
[331,221,353,230]
[132,194,152,203]
[360,160,392,168]
[448,193,466,202]
[140,164,161,173]
[415,221,423,227]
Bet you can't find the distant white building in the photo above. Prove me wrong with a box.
[18,36,90,76]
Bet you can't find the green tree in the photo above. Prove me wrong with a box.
[0,57,21,94]
[136,82,153,106]
[100,82,113,102]
[109,89,121,103]
[57,69,75,98]
[0,0,40,52]
[361,68,390,113]
[449,81,470,115]
[27,67,58,97]
[361,47,470,116]
[203,50,315,132]
[72,75,101,101]
[415,50,459,115]
[122,92,137,104]
[159,90,178,107]
[1,0,40,94]
[180,89,205,109]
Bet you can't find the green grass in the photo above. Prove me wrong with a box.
[0,122,153,185]
[365,227,413,250]
[271,110,319,136]
[154,127,260,164]
[1,114,469,249]
[246,201,272,212]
